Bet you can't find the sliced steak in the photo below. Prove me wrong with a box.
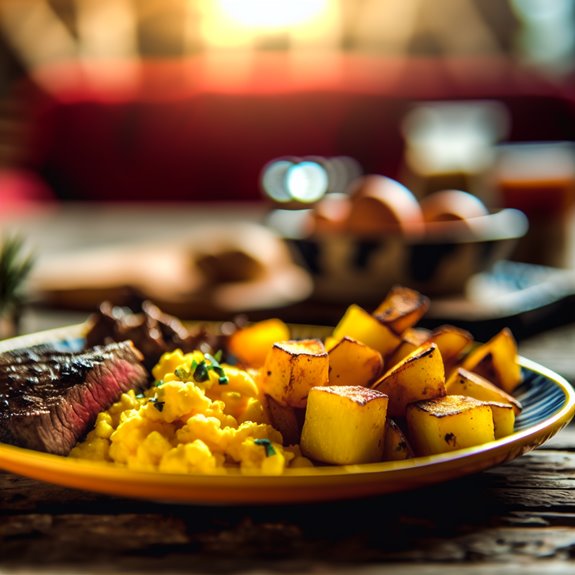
[0,340,149,455]
[85,300,236,370]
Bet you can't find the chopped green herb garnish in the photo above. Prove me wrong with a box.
[204,352,220,366]
[254,438,276,457]
[174,353,230,385]
[183,352,230,385]
[193,360,210,382]
[213,364,229,385]
[148,397,166,411]
[149,398,165,412]
[205,352,229,385]
[174,367,190,380]
[153,379,165,387]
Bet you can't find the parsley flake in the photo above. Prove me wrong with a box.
[193,360,210,382]
[254,438,276,457]
[149,397,165,412]
[205,352,229,385]
[174,367,190,380]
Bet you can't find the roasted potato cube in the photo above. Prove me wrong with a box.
[328,336,384,387]
[426,325,473,364]
[332,303,401,357]
[372,343,446,418]
[406,395,495,456]
[261,339,329,408]
[461,328,522,394]
[485,401,516,438]
[300,385,388,464]
[323,336,339,352]
[263,393,304,446]
[372,285,430,334]
[227,318,290,368]
[382,418,414,461]
[386,327,431,367]
[446,367,522,415]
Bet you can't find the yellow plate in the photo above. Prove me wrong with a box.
[0,324,574,504]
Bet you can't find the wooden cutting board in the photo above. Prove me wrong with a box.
[28,223,313,319]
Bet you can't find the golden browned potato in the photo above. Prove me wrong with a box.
[372,343,446,418]
[388,325,472,375]
[484,401,516,439]
[446,367,522,415]
[461,328,522,394]
[332,303,401,358]
[261,339,329,408]
[406,395,495,456]
[382,418,414,461]
[300,385,389,464]
[424,325,474,365]
[372,285,431,335]
[386,327,431,367]
[263,393,304,446]
[228,318,291,368]
[328,336,384,387]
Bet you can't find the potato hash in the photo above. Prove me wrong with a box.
[71,285,524,473]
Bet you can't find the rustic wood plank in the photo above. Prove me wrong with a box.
[540,424,575,450]
[2,443,575,570]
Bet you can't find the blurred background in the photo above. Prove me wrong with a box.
[0,0,574,343]
[0,0,573,208]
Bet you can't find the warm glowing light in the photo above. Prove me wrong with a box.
[261,158,330,204]
[261,159,293,202]
[217,0,328,30]
[286,161,329,203]
[200,0,337,53]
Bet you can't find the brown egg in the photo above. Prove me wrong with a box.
[419,190,489,223]
[345,175,425,236]
[306,193,352,234]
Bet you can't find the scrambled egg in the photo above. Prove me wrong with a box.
[70,349,312,474]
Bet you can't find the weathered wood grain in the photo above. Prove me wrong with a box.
[2,429,575,574]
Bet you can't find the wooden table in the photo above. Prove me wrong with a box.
[1,423,575,574]
[2,203,575,574]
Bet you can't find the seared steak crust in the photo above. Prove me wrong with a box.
[0,340,149,455]
[85,300,235,370]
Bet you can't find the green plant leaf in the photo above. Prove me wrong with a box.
[0,234,35,314]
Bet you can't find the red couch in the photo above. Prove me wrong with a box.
[5,53,575,206]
